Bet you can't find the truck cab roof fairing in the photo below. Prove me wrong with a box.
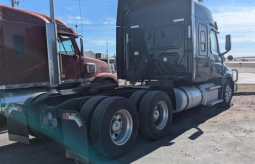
[117,0,192,27]
[0,4,49,24]
[194,1,214,24]
[0,4,77,37]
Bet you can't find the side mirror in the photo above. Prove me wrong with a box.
[227,55,233,61]
[225,35,231,52]
[220,35,232,57]
[80,37,84,56]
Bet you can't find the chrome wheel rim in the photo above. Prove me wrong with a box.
[110,110,133,146]
[225,85,232,102]
[154,101,168,130]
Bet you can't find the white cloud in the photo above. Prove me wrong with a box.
[102,17,116,25]
[58,16,92,25]
[213,6,255,43]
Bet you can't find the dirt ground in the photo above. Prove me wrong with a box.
[237,84,255,92]
[0,95,255,164]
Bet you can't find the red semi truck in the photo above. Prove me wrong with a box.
[0,4,117,117]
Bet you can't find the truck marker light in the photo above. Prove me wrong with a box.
[52,118,58,127]
[43,117,48,124]
[131,25,139,28]
[47,112,53,121]
[63,114,69,120]
[173,18,184,22]
[17,108,22,112]
[88,66,92,72]
[63,113,82,127]
[188,26,191,38]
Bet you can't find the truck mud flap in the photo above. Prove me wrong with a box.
[60,110,89,164]
[5,104,29,144]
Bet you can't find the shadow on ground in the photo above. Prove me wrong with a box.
[0,105,228,164]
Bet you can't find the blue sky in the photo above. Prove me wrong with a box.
[1,0,255,57]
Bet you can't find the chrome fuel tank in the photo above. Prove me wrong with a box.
[174,86,202,113]
[173,83,218,113]
[0,88,57,114]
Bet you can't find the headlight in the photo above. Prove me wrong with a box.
[86,63,96,74]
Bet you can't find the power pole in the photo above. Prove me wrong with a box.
[106,40,109,60]
[10,0,20,8]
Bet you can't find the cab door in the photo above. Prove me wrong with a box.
[196,24,210,82]
[209,31,224,79]
[58,36,82,81]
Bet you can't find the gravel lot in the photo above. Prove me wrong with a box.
[0,95,255,164]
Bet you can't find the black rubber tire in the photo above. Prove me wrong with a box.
[138,91,172,140]
[90,97,139,158]
[129,90,148,110]
[219,79,233,108]
[80,96,108,132]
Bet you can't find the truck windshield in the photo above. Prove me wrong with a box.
[58,36,75,55]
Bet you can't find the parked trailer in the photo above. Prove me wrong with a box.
[0,4,117,118]
[6,0,238,163]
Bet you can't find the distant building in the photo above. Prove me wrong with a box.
[84,50,107,59]
[95,53,107,59]
[84,50,95,58]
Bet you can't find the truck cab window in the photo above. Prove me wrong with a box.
[210,31,218,55]
[200,31,206,52]
[131,29,153,53]
[58,36,75,55]
[13,35,26,56]
[158,25,182,49]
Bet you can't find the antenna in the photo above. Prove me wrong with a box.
[78,0,84,50]
[79,0,84,37]
[106,40,108,60]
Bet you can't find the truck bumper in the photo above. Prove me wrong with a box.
[232,69,239,92]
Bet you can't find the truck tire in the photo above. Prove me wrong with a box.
[219,79,233,107]
[129,90,148,110]
[79,96,108,132]
[139,91,172,140]
[90,97,139,158]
